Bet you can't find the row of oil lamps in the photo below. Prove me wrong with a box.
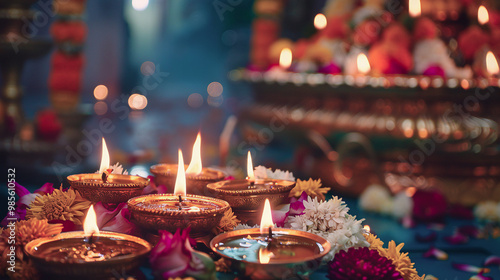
[24,134,330,280]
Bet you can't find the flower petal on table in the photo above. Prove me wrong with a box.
[444,232,469,244]
[457,225,480,238]
[484,255,500,266]
[423,247,448,260]
[452,263,490,274]
[469,274,493,280]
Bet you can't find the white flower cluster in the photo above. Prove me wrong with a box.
[474,201,500,222]
[287,196,369,259]
[359,184,413,219]
[95,162,129,175]
[254,165,295,182]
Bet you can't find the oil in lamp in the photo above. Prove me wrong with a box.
[67,138,150,203]
[210,199,331,280]
[150,133,225,197]
[25,205,151,280]
[206,152,295,225]
[128,149,230,243]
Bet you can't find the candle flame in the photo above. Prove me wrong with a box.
[405,187,417,197]
[363,225,371,233]
[486,51,499,76]
[357,53,371,74]
[186,133,202,175]
[478,5,489,25]
[409,0,421,18]
[84,205,100,236]
[247,151,254,180]
[279,48,292,69]
[314,13,327,30]
[174,149,187,197]
[260,198,274,235]
[259,248,273,264]
[99,138,110,173]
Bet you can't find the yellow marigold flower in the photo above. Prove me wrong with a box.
[14,219,63,248]
[6,260,38,280]
[378,241,419,280]
[289,178,330,201]
[213,208,240,235]
[364,233,384,250]
[26,186,91,225]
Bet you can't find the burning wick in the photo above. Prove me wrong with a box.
[87,233,95,246]
[101,168,113,183]
[178,195,183,210]
[268,227,273,240]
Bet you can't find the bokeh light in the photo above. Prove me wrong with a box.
[140,61,155,76]
[93,85,108,100]
[314,13,327,30]
[132,0,149,11]
[207,95,223,107]
[207,81,223,97]
[187,93,203,108]
[94,101,108,115]
[128,94,148,110]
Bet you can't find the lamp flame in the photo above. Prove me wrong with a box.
[363,225,371,233]
[357,53,371,74]
[314,13,327,30]
[486,51,499,76]
[247,151,254,180]
[478,5,489,25]
[174,149,187,197]
[84,205,100,236]
[99,138,110,173]
[279,48,292,69]
[409,0,421,17]
[186,133,202,175]
[260,198,274,235]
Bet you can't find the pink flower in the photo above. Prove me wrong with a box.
[412,190,447,223]
[150,228,198,279]
[272,192,307,227]
[1,182,55,226]
[142,176,168,195]
[94,202,140,236]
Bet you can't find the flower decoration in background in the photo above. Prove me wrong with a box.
[212,209,240,235]
[1,183,55,226]
[287,196,369,258]
[35,109,62,142]
[26,186,91,226]
[412,190,447,223]
[474,201,500,222]
[289,178,330,201]
[95,162,129,175]
[253,165,295,181]
[150,228,216,280]
[0,219,63,280]
[143,175,168,195]
[359,184,394,215]
[328,247,404,280]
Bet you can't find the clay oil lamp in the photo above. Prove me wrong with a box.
[25,205,151,280]
[67,138,149,204]
[128,149,230,243]
[207,152,295,225]
[211,199,331,280]
[150,133,225,196]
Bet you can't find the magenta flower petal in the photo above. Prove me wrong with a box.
[415,231,437,243]
[445,232,469,245]
[412,190,447,223]
[458,225,480,238]
[272,207,289,228]
[14,182,30,198]
[157,185,168,194]
[448,204,474,220]
[35,183,55,195]
[470,274,493,280]
[484,255,500,266]
[288,191,307,216]
[94,202,139,235]
[402,215,416,228]
[452,263,491,274]
[423,247,448,260]
[224,176,235,180]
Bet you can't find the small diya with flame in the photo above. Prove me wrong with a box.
[150,133,225,197]
[211,199,331,280]
[207,152,295,225]
[129,149,230,243]
[67,138,149,203]
[25,205,151,280]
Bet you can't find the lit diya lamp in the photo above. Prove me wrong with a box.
[25,205,151,280]
[206,152,295,225]
[211,199,331,280]
[128,149,230,242]
[67,138,150,203]
[150,133,225,196]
